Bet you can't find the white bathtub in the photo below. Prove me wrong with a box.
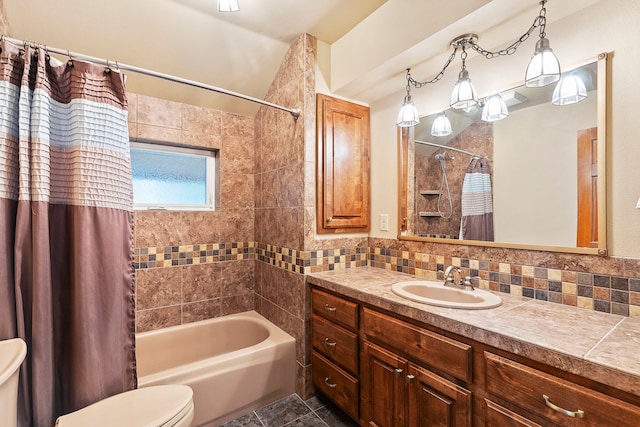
[136,311,296,427]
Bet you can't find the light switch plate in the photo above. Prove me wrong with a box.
[380,214,389,231]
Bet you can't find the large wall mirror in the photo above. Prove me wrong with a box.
[398,53,608,255]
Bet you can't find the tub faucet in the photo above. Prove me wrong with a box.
[442,266,475,291]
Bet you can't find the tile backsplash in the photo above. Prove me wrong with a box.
[135,239,640,319]
[368,245,640,317]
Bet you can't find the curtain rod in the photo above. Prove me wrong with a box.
[414,140,485,159]
[2,35,301,120]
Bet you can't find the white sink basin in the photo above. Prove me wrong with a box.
[391,280,502,309]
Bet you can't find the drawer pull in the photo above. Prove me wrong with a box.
[324,377,338,388]
[324,304,337,312]
[324,337,337,347]
[543,395,585,418]
[406,374,415,384]
[394,368,403,377]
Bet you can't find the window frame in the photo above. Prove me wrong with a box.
[130,140,217,211]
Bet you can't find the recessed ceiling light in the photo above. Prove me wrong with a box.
[217,0,239,12]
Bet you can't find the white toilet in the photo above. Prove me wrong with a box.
[0,338,194,427]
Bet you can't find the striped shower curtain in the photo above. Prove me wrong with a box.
[459,157,494,241]
[0,41,136,426]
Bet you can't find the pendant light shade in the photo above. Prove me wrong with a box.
[431,112,452,137]
[552,74,587,105]
[525,37,561,87]
[481,94,508,122]
[450,69,478,110]
[397,94,420,127]
[217,0,239,12]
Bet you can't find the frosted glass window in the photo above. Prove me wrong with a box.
[130,142,216,210]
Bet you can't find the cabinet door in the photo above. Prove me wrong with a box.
[361,342,407,427]
[407,363,472,427]
[316,93,370,233]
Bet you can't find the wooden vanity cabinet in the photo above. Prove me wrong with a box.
[310,286,640,426]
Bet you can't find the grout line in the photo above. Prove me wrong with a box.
[584,316,626,359]
[250,410,266,427]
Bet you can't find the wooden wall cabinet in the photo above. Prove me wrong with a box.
[316,94,370,233]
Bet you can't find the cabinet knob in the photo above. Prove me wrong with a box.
[327,217,333,222]
[324,377,338,388]
[324,303,337,312]
[406,374,415,384]
[543,394,585,418]
[394,368,403,377]
[324,337,337,347]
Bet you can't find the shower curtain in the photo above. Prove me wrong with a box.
[0,41,136,426]
[459,157,494,241]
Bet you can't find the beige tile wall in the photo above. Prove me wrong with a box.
[254,33,318,399]
[130,92,256,332]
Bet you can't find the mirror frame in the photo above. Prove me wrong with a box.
[397,52,609,256]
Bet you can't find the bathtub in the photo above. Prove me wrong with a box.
[136,311,296,427]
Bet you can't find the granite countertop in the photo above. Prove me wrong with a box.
[306,266,640,398]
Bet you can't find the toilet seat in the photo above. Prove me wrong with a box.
[55,385,194,427]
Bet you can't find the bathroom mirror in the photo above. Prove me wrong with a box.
[398,53,608,255]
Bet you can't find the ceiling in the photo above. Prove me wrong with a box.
[4,0,386,115]
[3,0,599,117]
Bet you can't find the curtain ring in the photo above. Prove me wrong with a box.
[67,50,73,67]
[44,45,50,61]
[105,59,111,74]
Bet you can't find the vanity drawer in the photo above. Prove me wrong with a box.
[484,399,542,427]
[312,314,358,375]
[312,289,358,331]
[485,352,640,426]
[312,351,359,421]
[362,307,472,383]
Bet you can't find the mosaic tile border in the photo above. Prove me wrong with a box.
[134,242,640,317]
[256,243,368,274]
[134,242,255,269]
[134,241,368,274]
[369,248,640,317]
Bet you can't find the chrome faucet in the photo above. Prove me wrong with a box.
[441,266,475,291]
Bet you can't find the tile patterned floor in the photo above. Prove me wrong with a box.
[220,393,359,427]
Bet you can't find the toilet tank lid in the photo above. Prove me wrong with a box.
[55,385,193,427]
[0,338,27,385]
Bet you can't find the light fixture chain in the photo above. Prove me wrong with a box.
[409,48,458,88]
[470,2,546,59]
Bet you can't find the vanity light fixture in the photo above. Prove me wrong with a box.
[525,36,560,87]
[524,2,560,88]
[481,94,509,122]
[552,74,587,105]
[397,0,560,127]
[431,112,452,136]
[217,0,239,12]
[450,38,478,110]
[397,69,420,127]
